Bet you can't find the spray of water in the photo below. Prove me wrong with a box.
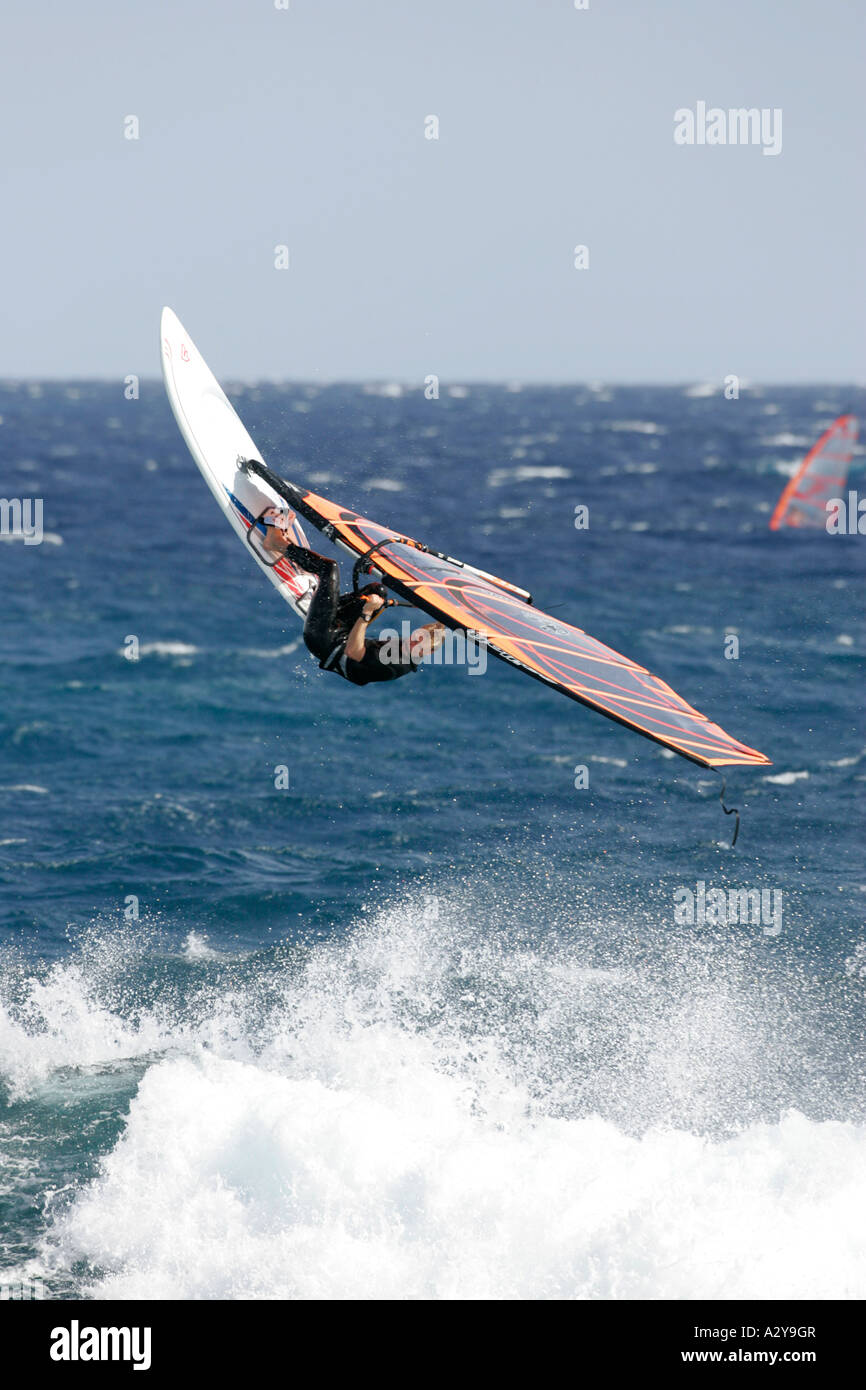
[1,883,865,1299]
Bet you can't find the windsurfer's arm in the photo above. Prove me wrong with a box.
[345,594,385,661]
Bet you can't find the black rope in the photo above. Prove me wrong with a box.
[718,776,740,847]
[352,540,391,592]
[352,538,424,593]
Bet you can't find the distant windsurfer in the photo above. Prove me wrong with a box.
[260,507,445,685]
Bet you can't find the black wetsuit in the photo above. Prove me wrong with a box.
[278,541,417,686]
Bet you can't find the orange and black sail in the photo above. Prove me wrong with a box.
[247,463,771,771]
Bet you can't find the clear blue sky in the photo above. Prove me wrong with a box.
[2,0,863,381]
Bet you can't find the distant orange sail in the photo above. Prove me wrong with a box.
[246,463,771,771]
[769,413,859,530]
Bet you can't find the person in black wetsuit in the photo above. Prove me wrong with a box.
[260,506,445,685]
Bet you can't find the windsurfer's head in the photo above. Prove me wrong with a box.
[407,622,446,664]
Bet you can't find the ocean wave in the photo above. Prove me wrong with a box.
[2,896,864,1300]
[40,1055,866,1300]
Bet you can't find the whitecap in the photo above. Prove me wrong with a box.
[487,466,571,487]
[131,641,199,658]
[606,421,666,434]
[761,432,812,448]
[241,641,301,659]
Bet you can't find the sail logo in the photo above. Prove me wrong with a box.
[826,491,866,535]
[50,1321,152,1372]
[0,497,43,545]
[674,102,782,156]
[674,881,782,936]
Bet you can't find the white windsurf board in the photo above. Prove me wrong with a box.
[160,306,317,619]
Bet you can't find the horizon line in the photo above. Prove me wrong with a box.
[0,377,862,390]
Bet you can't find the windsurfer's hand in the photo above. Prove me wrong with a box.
[363,594,385,620]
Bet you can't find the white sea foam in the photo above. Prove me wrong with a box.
[129,642,199,658]
[762,432,812,448]
[487,466,571,487]
[828,749,865,768]
[2,904,864,1301]
[181,932,223,962]
[46,1062,866,1300]
[0,952,173,1097]
[763,771,809,786]
[240,641,301,659]
[0,532,63,546]
[606,421,666,434]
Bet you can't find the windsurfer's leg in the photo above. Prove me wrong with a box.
[278,540,333,581]
[301,556,342,661]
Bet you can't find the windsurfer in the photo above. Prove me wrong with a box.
[261,508,445,685]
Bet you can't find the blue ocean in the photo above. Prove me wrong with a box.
[1,380,864,1300]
